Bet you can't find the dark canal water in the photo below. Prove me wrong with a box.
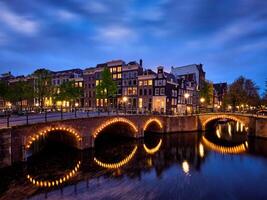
[1,121,267,200]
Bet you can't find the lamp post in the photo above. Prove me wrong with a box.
[122,96,128,114]
[75,102,79,118]
[184,92,190,115]
[200,97,205,113]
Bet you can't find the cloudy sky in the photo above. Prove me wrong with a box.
[0,0,266,92]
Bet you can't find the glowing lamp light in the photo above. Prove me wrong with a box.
[182,160,190,174]
[184,93,190,99]
[122,96,128,102]
[200,97,205,103]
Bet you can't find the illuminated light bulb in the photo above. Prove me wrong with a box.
[36,181,39,186]
[48,182,51,187]
[56,180,59,185]
[52,181,55,186]
[27,175,30,179]
[63,177,66,182]
[33,179,35,184]
[40,181,43,187]
[44,181,47,187]
[59,179,62,184]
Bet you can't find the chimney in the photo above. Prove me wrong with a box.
[139,59,143,67]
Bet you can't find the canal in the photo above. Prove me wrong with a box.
[1,120,267,200]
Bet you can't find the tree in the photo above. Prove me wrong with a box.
[200,80,214,106]
[6,81,34,111]
[225,76,260,111]
[96,67,117,110]
[54,81,82,108]
[32,69,53,109]
[0,81,8,101]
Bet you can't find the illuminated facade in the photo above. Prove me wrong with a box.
[152,66,179,114]
[137,69,156,113]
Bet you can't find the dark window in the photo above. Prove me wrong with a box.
[144,89,147,95]
[139,89,142,95]
[149,89,152,95]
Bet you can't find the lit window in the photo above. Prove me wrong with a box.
[113,67,117,72]
[96,99,99,106]
[139,81,143,86]
[79,82,83,87]
[139,98,143,108]
[148,80,152,85]
[144,80,147,86]
[133,87,137,95]
[96,80,99,86]
[117,73,122,79]
[117,66,122,72]
[113,74,117,79]
[109,68,112,73]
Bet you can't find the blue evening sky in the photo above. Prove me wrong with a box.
[0,0,266,93]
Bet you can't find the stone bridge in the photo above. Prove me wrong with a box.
[0,113,266,168]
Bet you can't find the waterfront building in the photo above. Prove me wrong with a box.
[171,64,206,113]
[122,60,143,112]
[48,68,84,108]
[152,66,178,114]
[137,69,156,113]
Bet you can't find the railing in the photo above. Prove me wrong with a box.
[0,110,266,129]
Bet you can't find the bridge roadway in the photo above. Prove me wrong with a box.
[0,113,266,168]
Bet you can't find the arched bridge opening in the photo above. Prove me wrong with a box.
[202,115,247,132]
[143,118,163,134]
[93,118,138,148]
[25,127,82,158]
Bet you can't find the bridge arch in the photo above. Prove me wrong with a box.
[25,126,82,150]
[92,117,138,139]
[201,114,247,130]
[143,118,163,132]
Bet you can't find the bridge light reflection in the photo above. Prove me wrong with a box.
[94,145,138,169]
[199,143,204,158]
[202,136,247,154]
[26,161,81,187]
[182,160,190,174]
[143,139,162,155]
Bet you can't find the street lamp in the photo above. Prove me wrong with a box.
[122,96,128,114]
[200,97,205,113]
[74,102,79,118]
[184,93,190,115]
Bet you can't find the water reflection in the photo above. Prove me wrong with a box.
[1,120,267,199]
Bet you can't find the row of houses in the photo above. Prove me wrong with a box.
[0,59,227,114]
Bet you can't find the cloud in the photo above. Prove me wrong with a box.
[84,1,109,14]
[0,2,39,36]
[94,25,137,44]
[57,9,78,21]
